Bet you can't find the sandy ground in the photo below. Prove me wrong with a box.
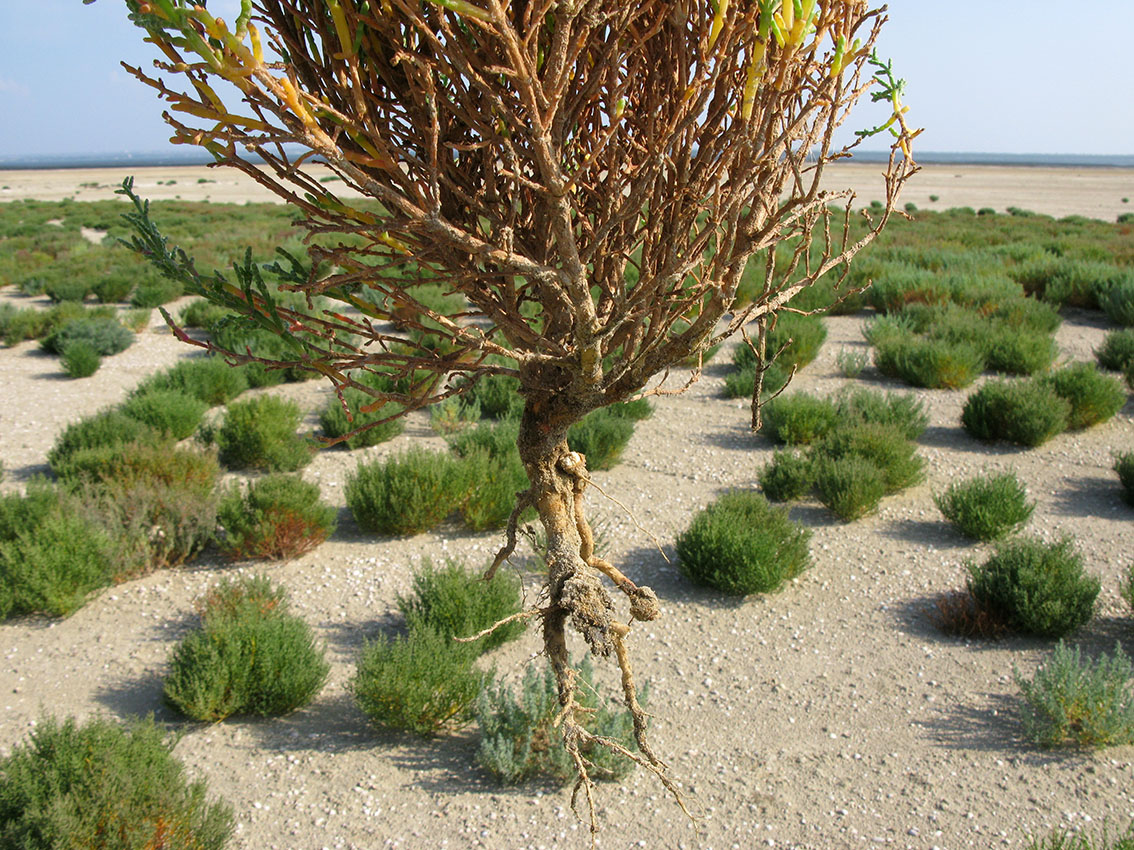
[2,162,1134,222]
[0,167,1133,850]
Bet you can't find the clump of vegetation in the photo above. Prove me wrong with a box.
[835,348,868,378]
[966,537,1099,638]
[676,491,811,596]
[345,448,469,535]
[47,408,160,478]
[0,715,234,850]
[567,407,635,469]
[477,658,638,784]
[42,316,134,357]
[929,590,1010,640]
[814,422,926,494]
[813,454,888,521]
[1015,641,1134,748]
[1097,328,1134,373]
[834,386,929,440]
[397,558,526,653]
[120,389,208,440]
[961,378,1070,447]
[1115,452,1134,506]
[214,395,313,472]
[1025,823,1134,850]
[164,576,329,721]
[318,389,405,448]
[873,335,985,389]
[60,341,101,378]
[759,449,814,502]
[934,471,1035,541]
[761,393,839,445]
[216,474,337,560]
[131,356,250,406]
[1041,362,1127,430]
[1100,279,1134,326]
[351,626,484,736]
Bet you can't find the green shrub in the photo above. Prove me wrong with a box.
[961,378,1070,447]
[131,277,183,308]
[0,715,233,850]
[835,348,868,378]
[834,386,928,439]
[0,479,61,543]
[217,474,337,560]
[1115,452,1134,506]
[721,361,790,400]
[351,626,484,736]
[43,277,92,303]
[121,307,152,333]
[608,398,654,421]
[966,537,1099,638]
[1097,329,1134,372]
[1042,362,1127,430]
[873,336,985,389]
[461,373,524,419]
[164,576,329,721]
[179,299,234,328]
[91,270,136,303]
[814,422,925,494]
[1015,641,1134,748]
[676,491,811,595]
[476,658,638,784]
[429,395,481,434]
[759,450,813,502]
[60,341,101,378]
[346,448,469,535]
[1121,564,1134,613]
[1100,280,1134,326]
[813,454,887,521]
[0,511,116,619]
[985,327,1058,375]
[120,389,208,440]
[47,409,160,478]
[447,418,521,461]
[42,316,133,356]
[733,313,827,372]
[397,558,525,652]
[760,393,838,445]
[458,448,532,531]
[216,395,313,472]
[567,408,634,470]
[318,389,405,449]
[131,356,249,406]
[934,471,1034,541]
[1026,823,1134,850]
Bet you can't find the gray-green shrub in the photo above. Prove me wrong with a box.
[476,658,638,784]
[761,393,838,445]
[934,471,1035,541]
[42,317,133,357]
[318,389,405,449]
[566,408,635,470]
[676,491,811,595]
[1115,452,1134,506]
[164,576,329,721]
[121,389,208,440]
[1097,329,1134,372]
[1015,641,1134,748]
[60,341,101,378]
[216,395,313,471]
[814,422,926,494]
[759,450,814,502]
[1042,363,1126,430]
[873,335,985,389]
[966,537,1099,638]
[131,356,249,405]
[961,378,1070,447]
[0,715,233,850]
[1100,279,1134,326]
[397,558,525,652]
[813,454,887,521]
[47,409,160,478]
[834,386,929,440]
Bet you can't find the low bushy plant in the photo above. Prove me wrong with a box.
[985,327,1058,376]
[1042,362,1126,430]
[934,471,1035,541]
[131,277,183,308]
[760,393,838,445]
[216,395,313,472]
[47,409,159,478]
[961,378,1070,447]
[929,589,1010,639]
[60,341,101,378]
[164,576,329,721]
[0,715,233,850]
[476,657,638,784]
[813,454,887,521]
[217,474,337,560]
[91,270,136,303]
[461,373,524,419]
[1015,641,1134,748]
[351,626,484,736]
[397,558,525,652]
[759,450,814,502]
[458,448,532,531]
[0,511,116,619]
[120,389,208,440]
[1115,452,1134,506]
[318,389,405,449]
[1100,279,1134,326]
[835,348,868,378]
[676,491,811,595]
[1121,564,1134,613]
[966,537,1099,638]
[179,299,234,328]
[567,407,635,470]
[42,316,133,357]
[131,356,249,406]
[1097,329,1134,373]
[815,422,926,494]
[429,395,481,434]
[834,386,929,440]
[732,313,827,372]
[346,448,469,535]
[873,336,985,389]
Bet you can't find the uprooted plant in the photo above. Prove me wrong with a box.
[103,0,916,836]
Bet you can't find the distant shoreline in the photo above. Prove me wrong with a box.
[2,150,1133,171]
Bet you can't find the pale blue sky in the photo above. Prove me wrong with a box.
[1,2,1131,160]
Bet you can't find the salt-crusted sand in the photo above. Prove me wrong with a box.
[0,164,1132,850]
